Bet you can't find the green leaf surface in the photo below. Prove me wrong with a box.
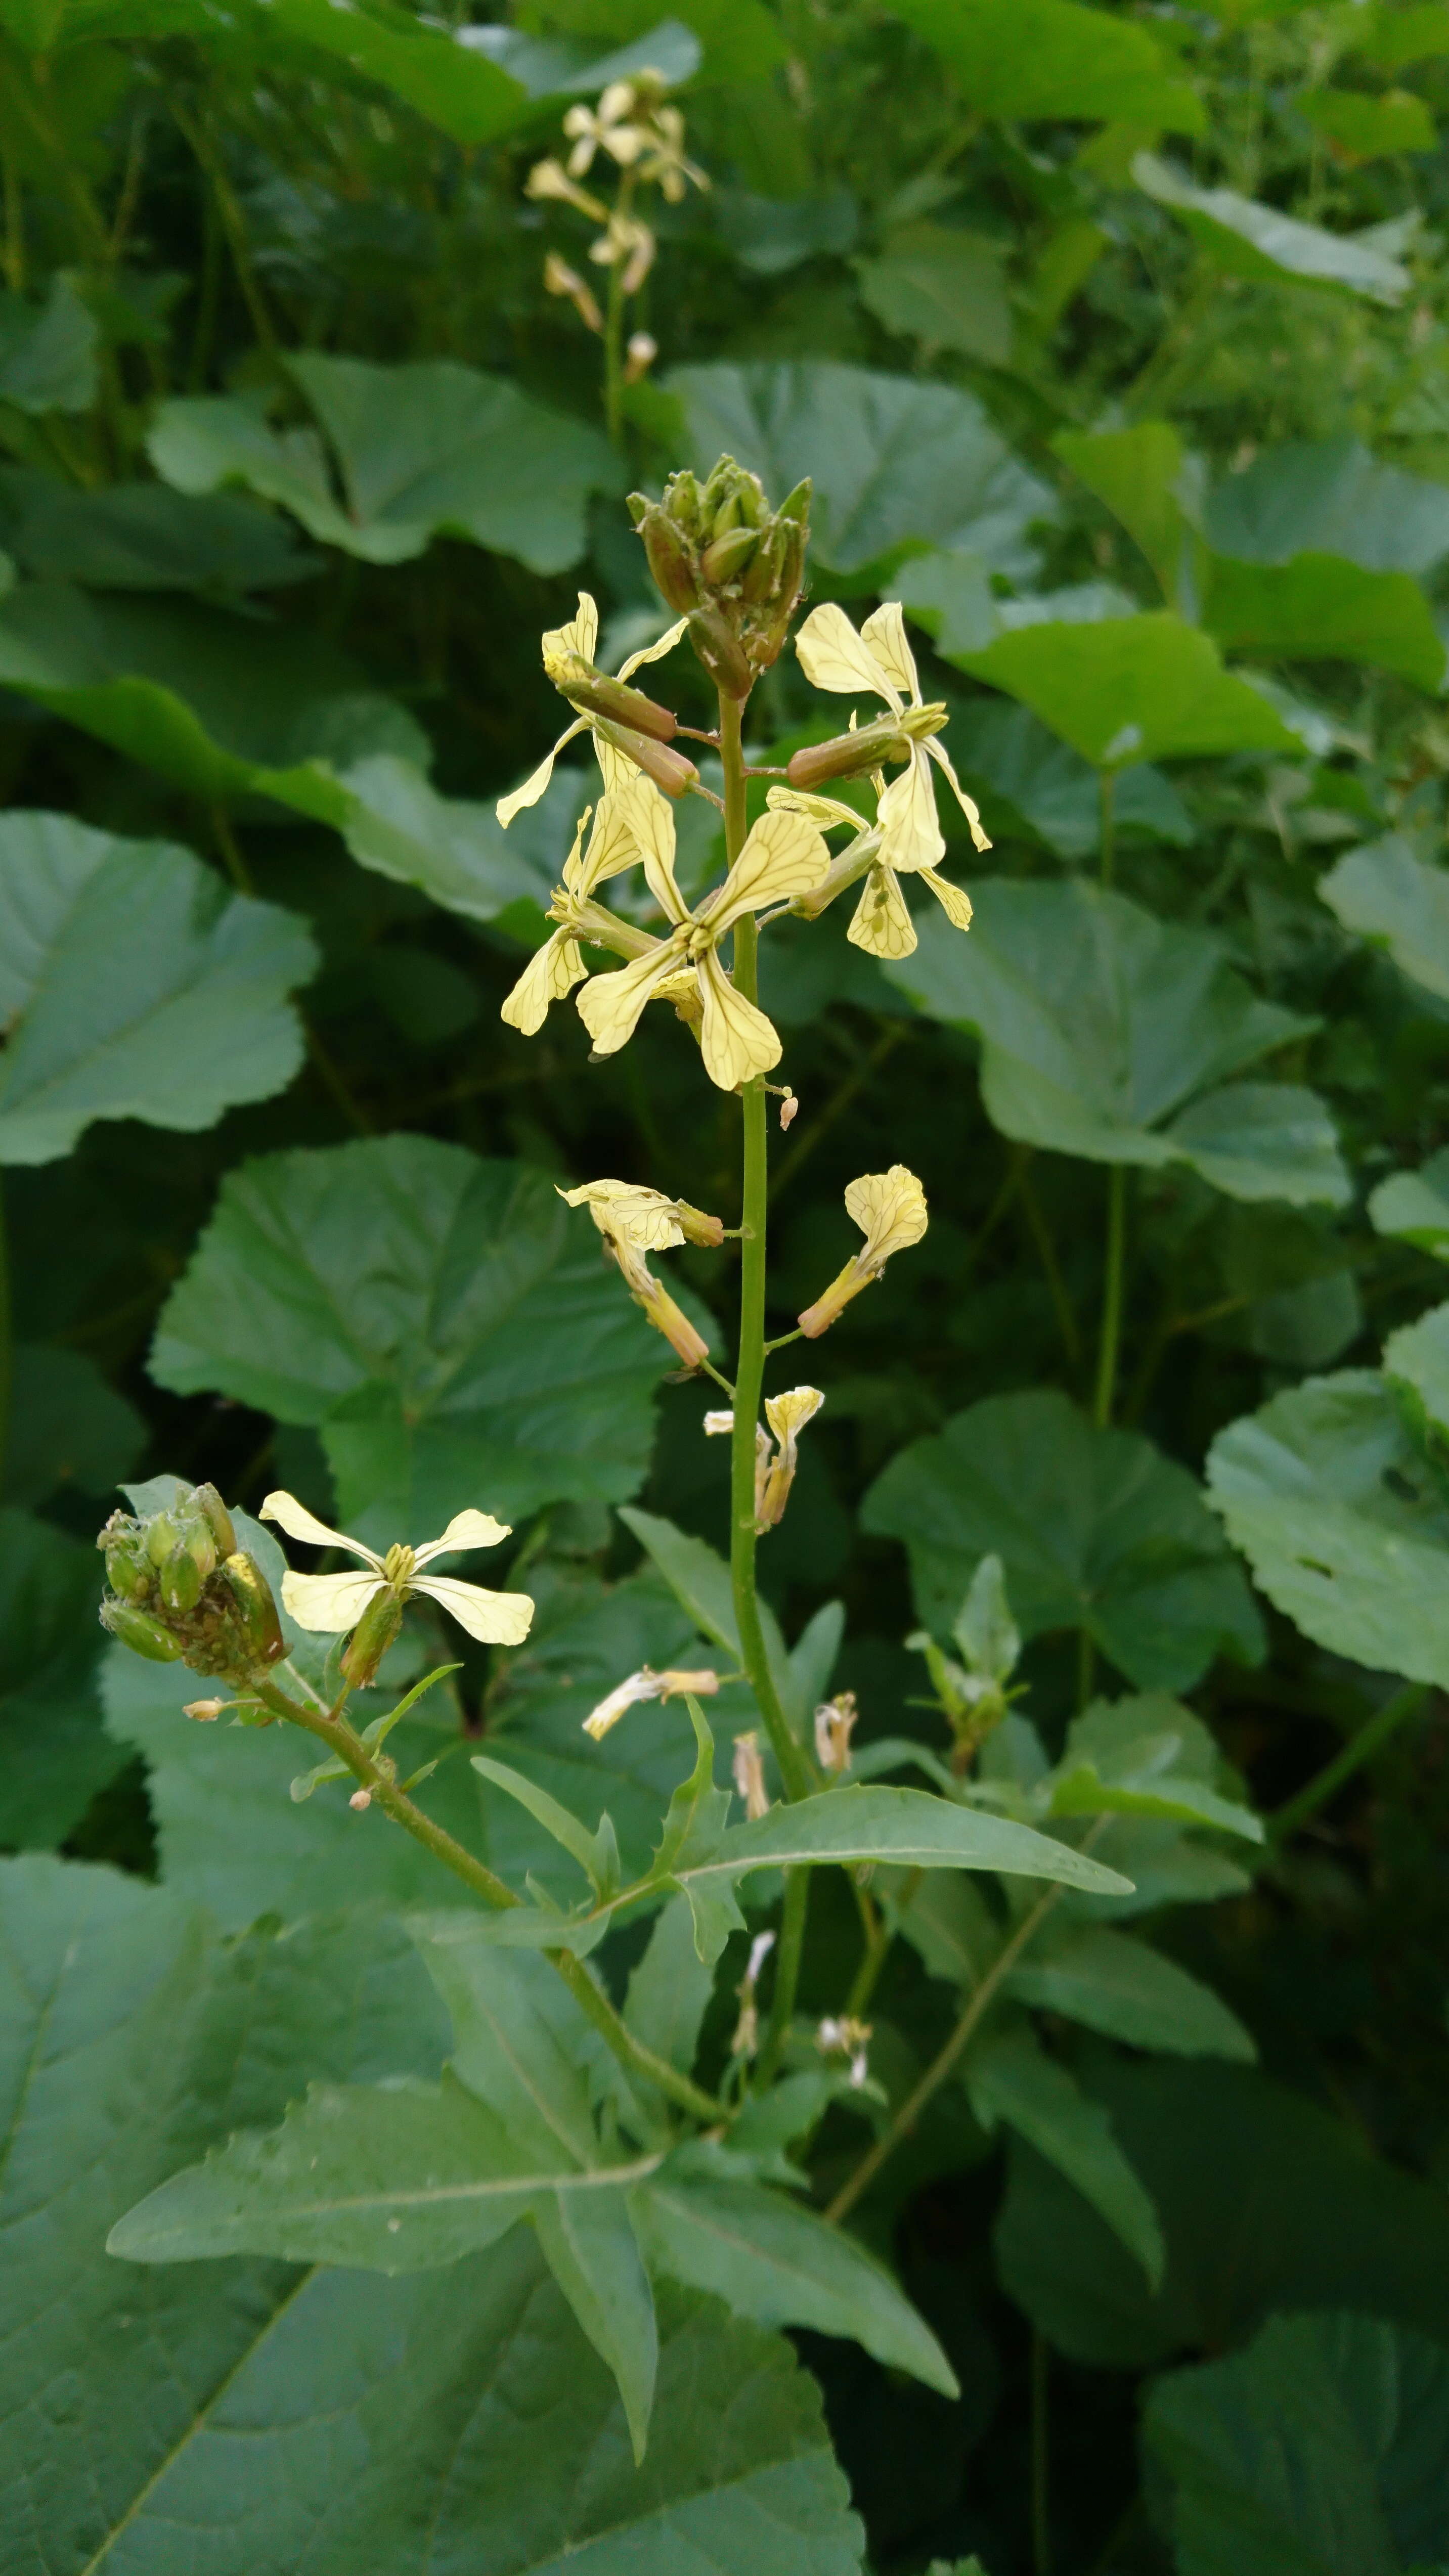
[409,1919,608,2165]
[890,0,1204,132]
[1204,435,1449,575]
[1301,82,1437,157]
[669,360,1056,578]
[0,465,318,593]
[0,1855,863,2573]
[938,689,1193,860]
[150,1139,673,1541]
[1384,1298,1449,1441]
[1370,1147,1449,1257]
[5,1342,144,1506]
[1320,833,1449,1002]
[856,223,1013,364]
[945,609,1298,766]
[1055,420,1194,604]
[1135,152,1410,301]
[620,1503,801,1724]
[633,2173,958,2395]
[1203,551,1446,687]
[151,356,621,573]
[0,810,315,1164]
[1144,2309,1449,2576]
[996,2055,1449,2368]
[967,2027,1165,2286]
[1207,1369,1449,1684]
[0,1505,123,1849]
[0,274,97,412]
[684,1784,1134,1897]
[235,0,536,145]
[864,1389,1265,1693]
[1004,1924,1256,2059]
[625,1892,717,2073]
[886,880,1343,1203]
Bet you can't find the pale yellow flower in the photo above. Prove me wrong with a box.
[757,1385,824,1528]
[798,1165,929,1338]
[732,1729,770,1820]
[583,1662,720,1739]
[499,794,641,1036]
[588,210,655,292]
[258,1492,535,1647]
[543,250,603,333]
[563,82,647,176]
[817,2013,872,2088]
[637,103,709,201]
[497,593,688,826]
[557,1178,723,1249]
[525,156,608,221]
[576,775,829,1090]
[795,600,990,879]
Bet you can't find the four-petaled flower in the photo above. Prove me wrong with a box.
[562,81,647,176]
[497,594,686,826]
[636,103,708,201]
[501,795,643,1037]
[578,775,829,1090]
[794,601,990,921]
[259,1491,535,1646]
[768,774,974,963]
[799,1165,929,1338]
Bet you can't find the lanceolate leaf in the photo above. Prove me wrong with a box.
[967,2026,1165,2287]
[1004,1925,1256,2060]
[681,1784,1133,1897]
[1135,152,1410,302]
[0,809,315,1164]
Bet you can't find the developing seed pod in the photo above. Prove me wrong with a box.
[592,719,700,796]
[159,1542,203,1615]
[559,671,679,740]
[687,604,754,698]
[101,1598,186,1662]
[340,1586,404,1687]
[220,1551,286,1668]
[788,715,912,790]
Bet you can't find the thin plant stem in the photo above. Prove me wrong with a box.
[1268,1682,1430,1842]
[602,166,635,450]
[1017,1164,1080,1365]
[846,1871,897,2020]
[1099,769,1116,889]
[720,686,814,1804]
[825,1875,1070,2223]
[1031,2332,1053,2576]
[756,1866,809,2084]
[1,140,23,292]
[256,1677,724,2123]
[210,804,371,1135]
[1093,1166,1127,1429]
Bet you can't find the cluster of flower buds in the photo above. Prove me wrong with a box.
[98,1483,285,1683]
[529,73,707,371]
[908,1553,1022,1773]
[629,455,812,695]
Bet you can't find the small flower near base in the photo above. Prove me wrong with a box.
[799,1166,928,1339]
[349,1787,372,1811]
[814,1691,858,1774]
[184,1697,229,1723]
[259,1492,535,1685]
[732,1729,770,1819]
[582,1664,720,1740]
[817,2013,873,2089]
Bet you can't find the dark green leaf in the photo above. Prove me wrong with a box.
[1135,152,1410,300]
[967,2027,1165,2286]
[1203,552,1445,689]
[856,224,1014,364]
[0,1505,123,1848]
[890,0,1204,132]
[1204,435,1449,575]
[945,609,1298,766]
[0,274,97,412]
[0,466,318,593]
[1004,1924,1255,2058]
[1320,833,1449,1002]
[1370,1148,1449,1258]
[4,1342,143,1506]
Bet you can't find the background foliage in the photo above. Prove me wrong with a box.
[6,0,1449,2569]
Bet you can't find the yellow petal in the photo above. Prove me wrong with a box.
[573,790,643,897]
[500,932,586,1036]
[260,1490,381,1568]
[921,866,974,932]
[860,602,921,704]
[844,1164,929,1268]
[764,1384,824,1447]
[280,1569,384,1631]
[795,601,899,709]
[576,937,687,1054]
[413,1509,513,1567]
[926,736,992,852]
[696,949,782,1090]
[877,747,944,875]
[706,808,830,934]
[765,783,870,834]
[542,590,599,678]
[412,1573,535,1647]
[847,865,917,960]
[618,614,689,679]
[557,1179,687,1251]
[618,774,689,923]
[496,720,587,826]
[595,730,638,795]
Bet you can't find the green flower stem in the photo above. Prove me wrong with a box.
[1092,1164,1128,1429]
[1099,769,1116,890]
[602,165,636,451]
[1268,1680,1430,1843]
[755,1865,809,2085]
[256,1678,724,2125]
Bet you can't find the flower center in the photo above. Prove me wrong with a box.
[382,1543,416,1586]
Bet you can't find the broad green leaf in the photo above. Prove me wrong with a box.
[996,2056,1449,2369]
[327,748,553,927]
[620,1503,801,1724]
[670,360,1056,578]
[1135,151,1410,301]
[855,224,1013,364]
[1370,1147,1449,1257]
[240,0,535,145]
[1203,552,1446,687]
[1145,2311,1449,2576]
[625,1892,716,2073]
[408,1919,605,2166]
[1300,82,1437,158]
[680,1784,1134,1897]
[715,186,858,275]
[5,1342,143,1506]
[886,881,1345,1205]
[1357,4,1449,70]
[1204,435,1449,575]
[633,2173,958,2395]
[465,19,702,96]
[0,1856,862,2573]
[1320,833,1449,1002]
[889,0,1204,132]
[864,1389,1265,1694]
[946,609,1298,766]
[936,690,1193,860]
[513,0,785,83]
[1206,1370,1449,1684]
[1055,420,1195,604]
[150,1140,674,1540]
[151,356,621,574]
[0,465,317,593]
[1005,1925,1255,2059]
[0,1506,124,1848]
[0,810,315,1165]
[967,2027,1165,2286]
[0,274,97,412]
[1384,1298,1449,1441]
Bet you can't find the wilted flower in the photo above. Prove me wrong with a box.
[817,2013,872,2088]
[543,250,603,333]
[732,1729,770,1819]
[560,1174,715,1369]
[732,1927,776,2058]
[497,594,690,827]
[814,1690,858,1774]
[577,775,829,1090]
[703,1406,734,1436]
[525,156,607,220]
[259,1491,535,1684]
[799,1166,929,1339]
[583,1663,720,1739]
[794,602,990,895]
[757,1385,824,1529]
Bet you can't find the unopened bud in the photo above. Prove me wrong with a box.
[103,1533,150,1601]
[560,669,678,742]
[634,503,700,615]
[340,1586,404,1688]
[101,1599,185,1662]
[221,1551,286,1669]
[624,330,656,382]
[193,1484,238,1558]
[779,1090,799,1131]
[349,1786,373,1811]
[687,605,753,698]
[184,1698,229,1722]
[159,1542,203,1615]
[700,523,758,586]
[145,1511,180,1567]
[593,719,699,797]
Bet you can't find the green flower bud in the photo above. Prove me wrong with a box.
[101,1598,186,1662]
[145,1510,180,1567]
[592,720,700,798]
[775,476,812,528]
[221,1551,286,1669]
[662,468,701,535]
[159,1542,203,1615]
[638,507,700,616]
[103,1533,151,1601]
[700,524,759,586]
[340,1586,404,1688]
[192,1483,236,1560]
[687,605,754,699]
